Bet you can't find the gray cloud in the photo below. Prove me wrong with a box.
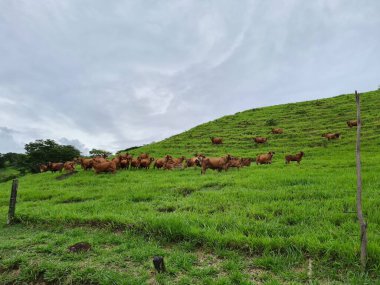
[1,0,379,153]
[58,137,90,155]
[0,127,24,153]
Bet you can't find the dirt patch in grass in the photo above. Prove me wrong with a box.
[56,197,98,204]
[200,182,228,191]
[176,187,196,197]
[55,171,78,180]
[157,206,176,213]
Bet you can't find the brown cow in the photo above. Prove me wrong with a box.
[271,128,283,134]
[256,152,275,165]
[47,162,64,173]
[285,152,304,164]
[227,157,242,170]
[130,158,141,169]
[112,156,122,169]
[185,154,205,168]
[163,160,184,170]
[80,158,94,171]
[347,120,358,128]
[120,159,130,170]
[138,153,149,159]
[163,156,186,170]
[63,161,76,172]
[93,156,107,163]
[210,137,223,144]
[254,137,268,144]
[200,154,232,174]
[39,164,49,173]
[139,157,155,169]
[240,158,254,167]
[322,133,340,140]
[93,160,116,174]
[172,156,186,165]
[154,155,172,169]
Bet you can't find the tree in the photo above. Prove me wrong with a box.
[89,149,112,158]
[0,153,5,168]
[25,139,80,172]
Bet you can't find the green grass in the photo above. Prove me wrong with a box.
[0,167,20,183]
[1,90,380,284]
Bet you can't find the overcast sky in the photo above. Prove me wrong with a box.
[1,1,379,154]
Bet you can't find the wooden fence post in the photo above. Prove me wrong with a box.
[7,179,18,225]
[355,90,367,270]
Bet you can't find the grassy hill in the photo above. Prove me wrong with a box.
[0,90,380,284]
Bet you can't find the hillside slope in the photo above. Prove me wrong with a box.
[1,90,380,284]
[131,90,380,158]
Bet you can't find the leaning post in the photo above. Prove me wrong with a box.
[355,90,367,271]
[7,179,19,225]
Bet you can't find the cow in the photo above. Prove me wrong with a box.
[271,128,283,134]
[322,133,340,140]
[130,158,141,169]
[256,152,275,165]
[200,154,232,174]
[163,160,184,170]
[172,156,186,165]
[240,158,254,167]
[347,120,358,128]
[138,153,149,159]
[120,159,130,170]
[47,162,64,173]
[210,137,223,144]
[139,157,155,169]
[80,158,94,171]
[254,137,268,144]
[227,157,242,170]
[154,155,173,169]
[163,156,186,170]
[39,164,49,173]
[112,156,122,169]
[285,152,304,164]
[93,156,107,163]
[63,161,76,172]
[119,153,133,160]
[185,154,205,168]
[92,160,117,174]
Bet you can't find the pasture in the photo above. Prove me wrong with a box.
[1,90,380,284]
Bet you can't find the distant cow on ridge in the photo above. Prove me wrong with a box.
[256,152,275,165]
[254,137,268,144]
[322,133,340,140]
[210,137,223,144]
[347,120,358,128]
[271,128,283,134]
[285,152,304,164]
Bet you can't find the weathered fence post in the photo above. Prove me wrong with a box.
[7,179,18,225]
[355,90,367,270]
[153,256,166,273]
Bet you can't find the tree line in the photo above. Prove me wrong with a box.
[0,139,81,174]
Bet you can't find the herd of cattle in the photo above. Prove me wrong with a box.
[39,120,357,175]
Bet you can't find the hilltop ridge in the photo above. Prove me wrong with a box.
[129,90,380,158]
